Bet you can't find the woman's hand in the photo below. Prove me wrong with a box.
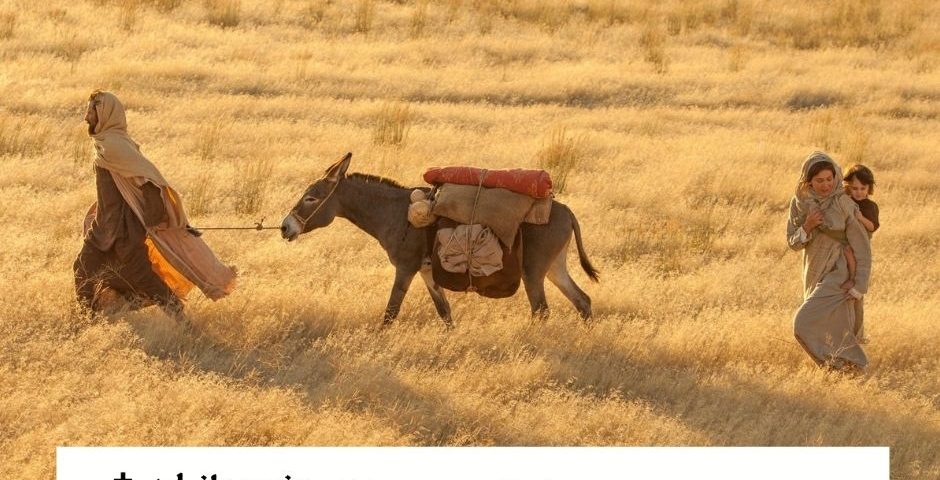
[841,280,862,301]
[803,209,824,234]
[855,210,865,222]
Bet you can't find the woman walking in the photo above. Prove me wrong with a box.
[787,151,872,373]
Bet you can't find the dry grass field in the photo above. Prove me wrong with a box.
[0,0,938,477]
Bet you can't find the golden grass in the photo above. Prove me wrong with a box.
[301,0,327,28]
[0,11,15,39]
[536,126,586,195]
[232,156,272,215]
[372,102,413,147]
[0,0,939,478]
[410,0,428,39]
[355,0,375,34]
[205,0,240,28]
[118,0,138,31]
[640,22,669,74]
[154,0,183,12]
[185,169,216,216]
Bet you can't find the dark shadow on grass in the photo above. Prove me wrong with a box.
[125,306,536,445]
[531,331,940,475]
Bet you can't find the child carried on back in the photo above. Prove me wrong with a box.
[841,165,880,293]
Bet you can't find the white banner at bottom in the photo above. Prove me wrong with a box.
[57,446,889,480]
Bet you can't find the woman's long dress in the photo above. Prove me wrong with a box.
[787,194,872,368]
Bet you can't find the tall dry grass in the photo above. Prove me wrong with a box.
[233,157,272,215]
[119,0,138,31]
[0,11,15,39]
[185,169,216,216]
[195,116,227,162]
[410,0,428,38]
[0,1,939,479]
[640,22,669,74]
[154,0,183,12]
[372,102,413,147]
[205,0,240,27]
[355,0,376,34]
[536,126,587,195]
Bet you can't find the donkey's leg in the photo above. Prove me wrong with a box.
[383,268,417,326]
[522,272,550,319]
[546,242,592,319]
[419,258,453,328]
[521,236,553,321]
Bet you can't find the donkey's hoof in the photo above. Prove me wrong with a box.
[441,317,455,331]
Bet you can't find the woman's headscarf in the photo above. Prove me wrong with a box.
[91,92,169,186]
[796,151,844,202]
[793,151,850,232]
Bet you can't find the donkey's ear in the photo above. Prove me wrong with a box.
[324,152,352,182]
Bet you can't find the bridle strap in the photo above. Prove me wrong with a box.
[289,178,341,231]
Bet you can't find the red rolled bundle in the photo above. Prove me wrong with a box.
[423,167,553,199]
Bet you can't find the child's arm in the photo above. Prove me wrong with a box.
[855,210,877,233]
[841,245,857,292]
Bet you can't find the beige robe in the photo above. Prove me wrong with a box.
[787,152,871,368]
[90,91,236,300]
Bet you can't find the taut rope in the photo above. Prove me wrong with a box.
[193,217,281,232]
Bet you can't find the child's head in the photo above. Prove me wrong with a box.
[844,164,875,201]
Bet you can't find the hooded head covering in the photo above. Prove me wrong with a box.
[87,91,236,300]
[91,91,169,186]
[92,91,128,135]
[796,151,844,203]
[793,151,851,234]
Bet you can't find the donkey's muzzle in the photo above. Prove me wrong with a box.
[280,217,299,241]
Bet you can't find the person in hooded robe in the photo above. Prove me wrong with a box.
[73,90,237,317]
[787,151,872,373]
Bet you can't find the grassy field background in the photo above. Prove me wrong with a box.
[0,0,938,477]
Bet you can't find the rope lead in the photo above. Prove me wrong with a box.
[193,217,282,232]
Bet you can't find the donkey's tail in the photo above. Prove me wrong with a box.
[570,209,599,283]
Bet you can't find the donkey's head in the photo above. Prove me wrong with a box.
[280,152,352,241]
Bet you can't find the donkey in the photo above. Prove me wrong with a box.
[280,153,599,327]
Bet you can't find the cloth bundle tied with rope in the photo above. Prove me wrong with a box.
[431,178,551,248]
[441,170,499,283]
[416,167,553,286]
